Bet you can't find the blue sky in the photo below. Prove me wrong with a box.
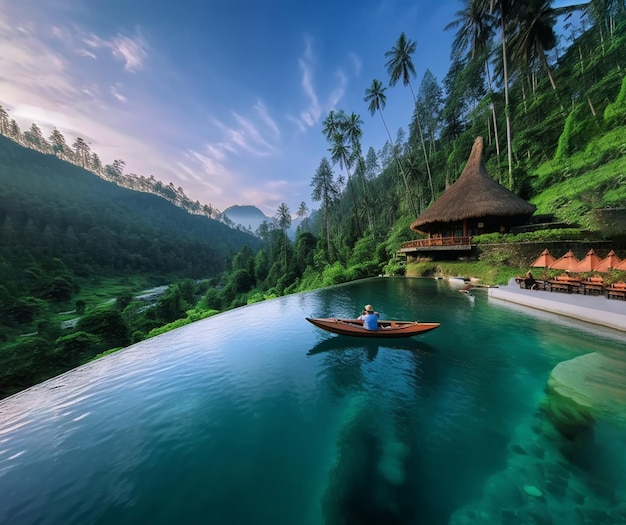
[0,0,583,217]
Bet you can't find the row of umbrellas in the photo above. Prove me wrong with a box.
[530,248,626,272]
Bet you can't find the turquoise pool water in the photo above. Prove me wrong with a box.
[1,277,625,524]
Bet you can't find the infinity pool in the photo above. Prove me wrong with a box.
[1,278,625,524]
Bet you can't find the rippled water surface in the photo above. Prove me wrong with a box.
[1,278,625,525]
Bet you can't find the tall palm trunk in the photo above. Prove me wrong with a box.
[539,47,557,90]
[378,110,418,217]
[491,103,500,155]
[356,163,376,237]
[484,62,501,156]
[408,84,435,202]
[359,180,376,238]
[344,169,363,238]
[500,15,514,188]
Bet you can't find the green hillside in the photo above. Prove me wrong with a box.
[0,135,260,277]
[528,125,626,229]
[0,136,262,397]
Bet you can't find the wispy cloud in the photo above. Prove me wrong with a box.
[254,100,280,138]
[179,99,283,204]
[77,48,97,59]
[293,35,352,131]
[202,98,282,165]
[298,35,321,128]
[0,1,379,215]
[327,70,347,110]
[0,18,79,111]
[82,31,147,73]
[111,34,147,72]
[110,84,127,102]
[286,115,307,133]
[231,112,278,155]
[178,155,226,195]
[348,52,362,77]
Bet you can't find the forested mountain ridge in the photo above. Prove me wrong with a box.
[0,106,223,221]
[0,135,265,397]
[0,133,261,323]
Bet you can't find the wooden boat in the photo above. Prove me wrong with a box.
[306,317,440,338]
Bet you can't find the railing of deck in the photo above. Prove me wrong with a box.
[400,236,472,250]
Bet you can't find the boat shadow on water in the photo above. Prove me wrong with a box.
[306,336,436,361]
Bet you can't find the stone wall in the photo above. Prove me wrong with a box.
[476,241,626,268]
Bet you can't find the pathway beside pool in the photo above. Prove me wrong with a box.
[488,279,626,333]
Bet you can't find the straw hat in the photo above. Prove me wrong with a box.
[364,304,374,312]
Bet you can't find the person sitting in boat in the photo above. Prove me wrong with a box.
[358,304,379,330]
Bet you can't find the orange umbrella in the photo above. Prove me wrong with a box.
[571,249,602,273]
[549,250,580,271]
[613,258,626,271]
[530,248,557,268]
[594,249,622,272]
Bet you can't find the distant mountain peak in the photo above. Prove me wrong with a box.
[221,205,270,232]
[224,204,268,218]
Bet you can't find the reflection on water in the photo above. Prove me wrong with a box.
[306,335,434,360]
[1,278,626,525]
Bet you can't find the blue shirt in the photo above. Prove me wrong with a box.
[360,312,379,330]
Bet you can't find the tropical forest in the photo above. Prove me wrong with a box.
[1,0,625,398]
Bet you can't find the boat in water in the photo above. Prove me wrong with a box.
[306,317,440,338]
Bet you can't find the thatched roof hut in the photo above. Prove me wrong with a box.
[410,137,535,235]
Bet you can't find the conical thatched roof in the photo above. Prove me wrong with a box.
[410,137,536,232]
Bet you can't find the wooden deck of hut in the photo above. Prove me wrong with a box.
[398,236,473,252]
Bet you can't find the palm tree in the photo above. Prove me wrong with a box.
[489,0,521,188]
[274,202,292,269]
[364,78,418,216]
[353,156,377,236]
[447,0,492,59]
[329,131,364,237]
[343,112,364,158]
[585,0,626,49]
[447,0,517,182]
[385,32,434,202]
[507,0,560,91]
[342,112,375,235]
[328,132,353,176]
[446,0,500,154]
[321,109,346,143]
[322,110,371,236]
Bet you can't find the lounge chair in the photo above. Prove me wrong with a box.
[606,282,626,301]
[581,275,605,296]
